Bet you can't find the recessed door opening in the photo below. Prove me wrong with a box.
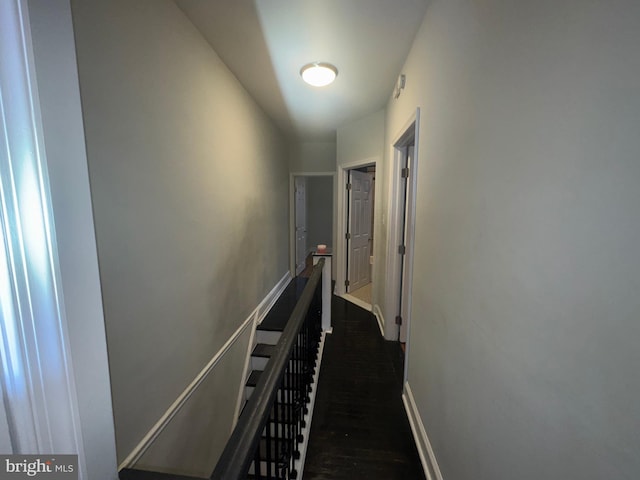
[294,176,308,275]
[291,173,334,277]
[346,166,375,298]
[396,144,413,343]
[342,164,376,311]
[386,109,420,383]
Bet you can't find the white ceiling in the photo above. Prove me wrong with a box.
[176,0,428,141]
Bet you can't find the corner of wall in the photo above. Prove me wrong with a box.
[372,304,385,338]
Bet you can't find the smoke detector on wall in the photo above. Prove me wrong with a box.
[394,74,406,99]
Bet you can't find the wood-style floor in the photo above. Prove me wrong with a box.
[304,296,425,480]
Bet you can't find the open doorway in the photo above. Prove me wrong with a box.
[294,176,307,275]
[386,109,420,382]
[290,173,335,277]
[345,165,375,307]
[336,160,377,312]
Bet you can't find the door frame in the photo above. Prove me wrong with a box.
[345,168,374,293]
[289,172,336,276]
[385,109,420,381]
[335,158,379,305]
[293,176,308,275]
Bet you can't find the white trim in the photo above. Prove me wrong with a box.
[290,171,337,176]
[340,293,372,312]
[312,254,333,332]
[294,330,328,479]
[289,172,336,276]
[232,315,258,428]
[335,158,379,297]
[385,111,420,342]
[384,145,403,339]
[118,316,253,470]
[0,0,86,470]
[372,304,385,338]
[402,382,443,480]
[118,271,291,470]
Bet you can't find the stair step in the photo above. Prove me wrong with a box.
[246,370,261,388]
[246,370,313,390]
[255,329,282,345]
[251,345,320,364]
[251,343,276,371]
[252,343,277,358]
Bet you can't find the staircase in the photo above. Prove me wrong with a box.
[120,265,325,480]
[242,275,307,402]
[238,276,318,478]
[214,268,324,480]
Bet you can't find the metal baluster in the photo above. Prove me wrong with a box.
[277,380,283,480]
[290,346,297,476]
[298,330,305,435]
[304,317,311,404]
[286,372,292,480]
[276,377,282,479]
[255,439,262,479]
[266,400,273,479]
[290,335,299,479]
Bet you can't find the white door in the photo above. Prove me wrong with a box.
[295,176,307,275]
[347,170,373,292]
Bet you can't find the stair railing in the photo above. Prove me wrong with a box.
[211,258,324,480]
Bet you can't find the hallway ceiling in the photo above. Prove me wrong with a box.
[175,0,428,141]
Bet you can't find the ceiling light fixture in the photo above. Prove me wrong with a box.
[300,62,338,87]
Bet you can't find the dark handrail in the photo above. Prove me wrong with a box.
[211,258,325,479]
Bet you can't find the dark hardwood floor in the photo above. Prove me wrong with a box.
[304,296,426,480]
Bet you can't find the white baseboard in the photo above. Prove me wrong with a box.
[372,304,385,338]
[402,382,443,480]
[118,271,292,471]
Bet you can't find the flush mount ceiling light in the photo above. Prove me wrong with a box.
[300,62,338,87]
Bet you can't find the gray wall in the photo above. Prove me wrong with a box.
[136,328,252,477]
[337,111,386,305]
[386,0,640,478]
[27,1,118,478]
[337,111,385,168]
[71,0,289,473]
[289,141,336,172]
[306,176,334,251]
[289,142,336,272]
